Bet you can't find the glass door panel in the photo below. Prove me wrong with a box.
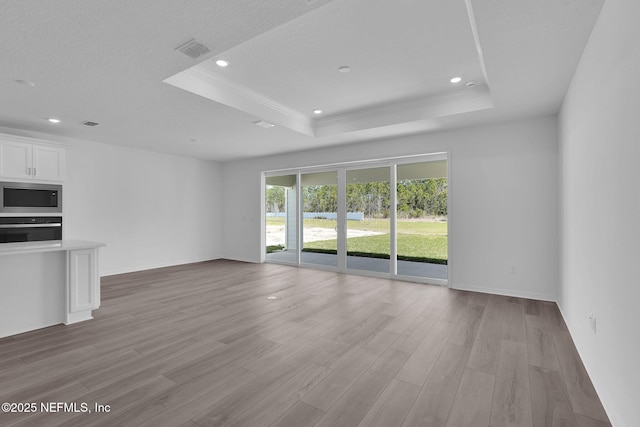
[396,161,448,280]
[265,175,298,264]
[346,167,391,273]
[301,171,338,268]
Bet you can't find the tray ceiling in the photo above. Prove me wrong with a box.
[0,0,604,161]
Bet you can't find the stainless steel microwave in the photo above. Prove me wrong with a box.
[0,181,62,213]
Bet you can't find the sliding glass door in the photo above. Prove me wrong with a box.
[265,174,298,264]
[301,171,338,268]
[396,161,448,280]
[264,154,448,283]
[346,167,391,274]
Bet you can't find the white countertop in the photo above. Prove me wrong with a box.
[0,240,105,256]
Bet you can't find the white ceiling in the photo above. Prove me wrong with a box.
[0,0,604,162]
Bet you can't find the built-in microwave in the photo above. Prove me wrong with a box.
[0,181,62,213]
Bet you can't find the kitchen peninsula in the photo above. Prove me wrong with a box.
[0,240,104,338]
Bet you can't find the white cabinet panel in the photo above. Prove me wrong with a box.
[66,248,99,324]
[0,252,65,338]
[0,140,32,180]
[33,145,65,181]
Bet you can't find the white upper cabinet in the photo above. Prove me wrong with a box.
[0,135,66,182]
[32,144,66,182]
[0,140,32,180]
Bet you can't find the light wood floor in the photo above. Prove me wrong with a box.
[0,260,610,426]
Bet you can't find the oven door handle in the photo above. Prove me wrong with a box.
[0,223,62,228]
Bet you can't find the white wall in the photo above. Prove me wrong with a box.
[559,0,640,425]
[0,127,223,276]
[222,115,559,300]
[64,139,223,275]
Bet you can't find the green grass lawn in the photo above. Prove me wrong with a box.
[266,217,285,226]
[303,233,448,264]
[267,217,447,236]
[266,217,447,264]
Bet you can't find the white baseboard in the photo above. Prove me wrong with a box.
[555,304,617,426]
[451,282,556,302]
[100,256,222,277]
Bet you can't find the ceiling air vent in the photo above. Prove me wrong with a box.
[82,121,99,127]
[175,39,210,59]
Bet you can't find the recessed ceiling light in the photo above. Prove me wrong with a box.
[216,59,229,67]
[465,81,477,87]
[189,138,198,143]
[267,296,278,300]
[47,118,61,123]
[313,109,323,115]
[450,77,462,83]
[338,66,351,73]
[15,79,35,87]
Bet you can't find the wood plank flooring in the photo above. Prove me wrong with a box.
[0,260,611,426]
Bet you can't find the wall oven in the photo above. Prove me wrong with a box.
[0,181,62,213]
[0,217,63,243]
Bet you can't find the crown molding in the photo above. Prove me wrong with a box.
[164,64,314,136]
[165,66,492,139]
[313,85,493,137]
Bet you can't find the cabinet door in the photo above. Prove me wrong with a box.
[33,144,65,182]
[68,248,99,313]
[0,140,32,179]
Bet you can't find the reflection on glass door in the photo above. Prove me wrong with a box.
[396,161,448,280]
[301,171,338,268]
[346,167,391,273]
[265,174,297,264]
